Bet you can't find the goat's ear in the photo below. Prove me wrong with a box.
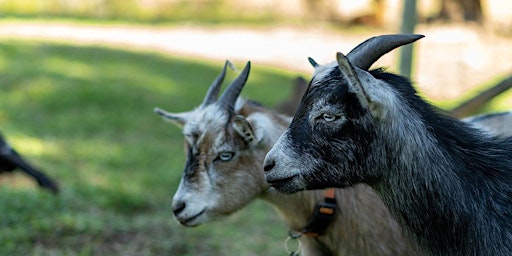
[336,52,385,119]
[154,107,189,128]
[233,115,258,146]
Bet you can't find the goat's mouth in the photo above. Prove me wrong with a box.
[176,209,206,227]
[265,174,305,193]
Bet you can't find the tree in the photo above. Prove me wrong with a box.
[438,0,483,22]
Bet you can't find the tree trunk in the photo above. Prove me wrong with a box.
[438,0,483,22]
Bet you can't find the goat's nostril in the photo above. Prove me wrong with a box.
[172,201,186,215]
[263,159,276,172]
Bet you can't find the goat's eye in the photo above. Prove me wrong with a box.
[217,152,235,162]
[322,113,338,122]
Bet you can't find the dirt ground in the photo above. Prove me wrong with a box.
[1,21,511,103]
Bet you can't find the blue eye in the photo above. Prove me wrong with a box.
[218,152,235,161]
[322,113,337,122]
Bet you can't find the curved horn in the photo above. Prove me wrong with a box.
[347,34,424,70]
[218,61,251,112]
[201,60,235,107]
[308,57,319,68]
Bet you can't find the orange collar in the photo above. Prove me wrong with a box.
[301,188,337,237]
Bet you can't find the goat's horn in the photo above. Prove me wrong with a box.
[218,61,251,112]
[201,60,235,107]
[308,57,319,68]
[347,34,424,70]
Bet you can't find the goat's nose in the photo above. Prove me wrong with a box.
[263,158,275,173]
[172,200,186,215]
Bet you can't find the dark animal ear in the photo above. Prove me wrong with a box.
[233,115,257,146]
[336,52,386,119]
[336,52,371,107]
[308,57,319,68]
[154,107,190,128]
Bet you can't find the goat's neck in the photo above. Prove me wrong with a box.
[243,108,320,230]
[239,104,322,231]
[259,187,321,231]
[372,112,512,255]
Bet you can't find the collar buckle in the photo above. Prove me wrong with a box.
[302,188,337,237]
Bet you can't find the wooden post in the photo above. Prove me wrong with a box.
[398,0,417,78]
[451,75,512,117]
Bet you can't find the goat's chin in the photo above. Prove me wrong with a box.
[177,210,239,227]
[175,209,209,227]
[303,176,354,190]
[267,175,307,194]
[178,220,202,228]
[271,184,306,194]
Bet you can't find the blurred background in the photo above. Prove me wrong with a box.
[0,0,511,255]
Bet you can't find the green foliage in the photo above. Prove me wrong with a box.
[0,0,286,25]
[0,40,294,255]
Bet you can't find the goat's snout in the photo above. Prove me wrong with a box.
[172,200,186,215]
[263,158,275,173]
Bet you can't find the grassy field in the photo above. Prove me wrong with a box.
[1,37,510,256]
[0,1,301,26]
[0,40,299,255]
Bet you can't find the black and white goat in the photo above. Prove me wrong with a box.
[264,34,512,256]
[0,132,59,193]
[154,61,420,255]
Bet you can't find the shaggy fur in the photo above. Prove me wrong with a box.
[264,48,512,255]
[155,61,420,255]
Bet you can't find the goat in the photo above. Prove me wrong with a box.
[264,34,512,256]
[154,60,420,255]
[0,131,59,193]
[463,111,512,137]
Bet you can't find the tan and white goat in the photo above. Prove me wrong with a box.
[155,61,418,255]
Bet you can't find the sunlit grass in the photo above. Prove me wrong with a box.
[0,40,291,255]
[8,135,48,156]
[1,37,509,255]
[0,2,294,26]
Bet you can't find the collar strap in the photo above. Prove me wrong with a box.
[301,188,337,237]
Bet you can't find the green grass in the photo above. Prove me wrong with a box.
[0,0,298,27]
[1,37,510,256]
[0,40,296,255]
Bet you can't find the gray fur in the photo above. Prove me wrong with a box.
[264,37,512,256]
[155,60,420,255]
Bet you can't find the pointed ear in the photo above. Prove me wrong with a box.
[154,107,190,128]
[233,115,258,146]
[336,52,385,119]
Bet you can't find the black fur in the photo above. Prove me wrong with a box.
[270,66,512,255]
[372,70,512,255]
[0,132,59,193]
